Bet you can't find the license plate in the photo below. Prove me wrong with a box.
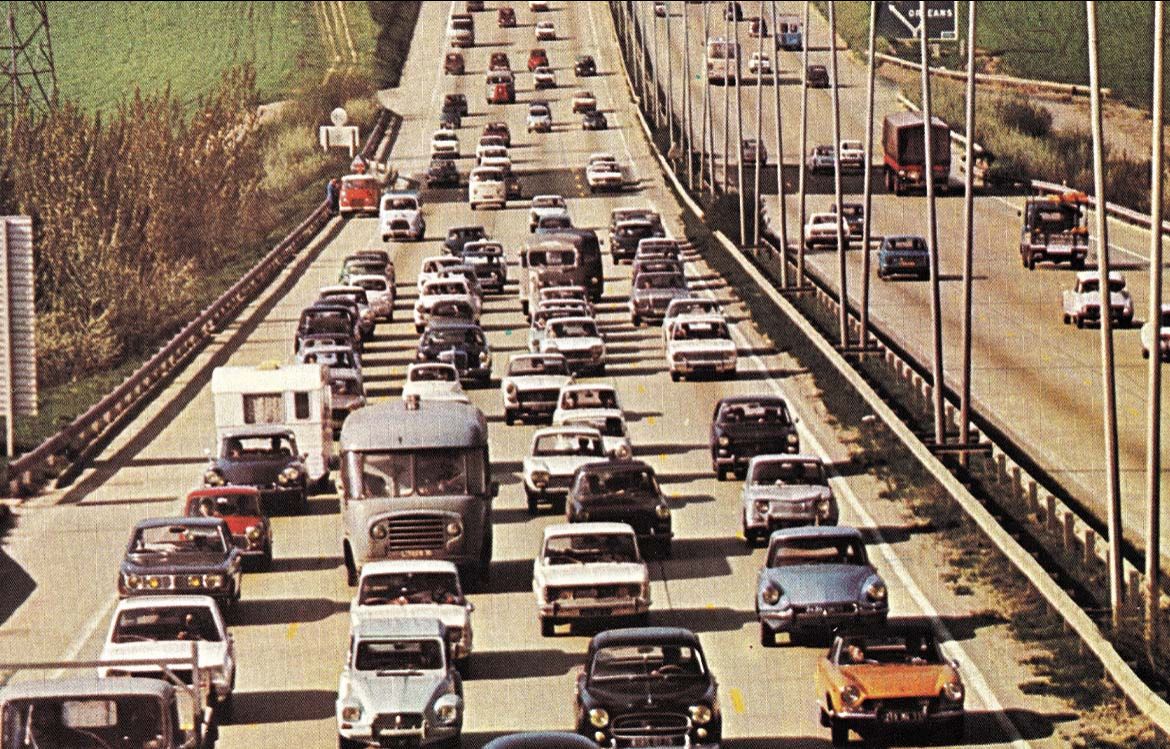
[397,549,434,558]
[559,609,581,617]
[898,259,916,267]
[627,738,676,747]
[880,708,926,724]
[613,606,636,616]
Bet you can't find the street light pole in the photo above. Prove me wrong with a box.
[684,5,695,189]
[722,7,732,193]
[734,13,747,244]
[958,0,977,466]
[859,0,878,344]
[753,0,765,247]
[919,0,946,447]
[770,0,788,287]
[667,2,675,155]
[796,0,811,286]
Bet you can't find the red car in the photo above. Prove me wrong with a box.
[498,6,516,27]
[445,51,465,75]
[185,487,273,569]
[528,47,549,72]
[338,174,380,215]
[490,51,511,71]
[483,121,512,147]
[489,82,512,105]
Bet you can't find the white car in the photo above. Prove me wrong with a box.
[529,303,593,353]
[528,102,553,133]
[1062,270,1134,328]
[533,522,651,636]
[99,595,236,716]
[540,315,606,374]
[469,166,507,209]
[350,560,474,669]
[662,297,724,339]
[538,285,592,311]
[320,284,376,331]
[572,90,598,113]
[418,255,465,293]
[348,273,394,321]
[838,138,865,171]
[665,314,737,381]
[298,343,362,378]
[479,152,512,173]
[747,52,773,76]
[415,277,478,332]
[378,191,425,242]
[522,426,609,513]
[529,194,570,232]
[476,142,508,164]
[431,128,460,158]
[585,153,623,192]
[402,362,470,404]
[535,20,556,40]
[502,353,574,425]
[1142,303,1170,360]
[803,211,849,249]
[533,65,557,89]
[558,412,633,460]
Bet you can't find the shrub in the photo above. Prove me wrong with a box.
[998,97,1053,138]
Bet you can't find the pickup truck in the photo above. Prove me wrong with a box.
[1019,192,1089,269]
[1062,271,1134,329]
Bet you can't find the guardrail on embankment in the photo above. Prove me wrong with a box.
[4,107,399,498]
[608,0,1170,732]
[875,52,1107,98]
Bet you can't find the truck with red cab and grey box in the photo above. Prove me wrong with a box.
[882,112,951,196]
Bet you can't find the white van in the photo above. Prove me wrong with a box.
[211,363,334,486]
[469,167,506,210]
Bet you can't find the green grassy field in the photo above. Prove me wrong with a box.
[41,1,378,112]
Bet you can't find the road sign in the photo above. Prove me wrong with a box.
[876,1,958,40]
[0,217,38,456]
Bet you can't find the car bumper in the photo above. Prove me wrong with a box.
[832,709,963,734]
[744,509,837,532]
[337,721,460,747]
[539,596,650,620]
[713,445,799,468]
[760,604,887,633]
[671,358,736,374]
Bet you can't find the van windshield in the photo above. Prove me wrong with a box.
[2,697,166,748]
[352,449,484,498]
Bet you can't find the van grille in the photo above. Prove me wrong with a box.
[611,712,689,746]
[387,514,447,551]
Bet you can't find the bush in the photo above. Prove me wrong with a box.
[999,97,1053,139]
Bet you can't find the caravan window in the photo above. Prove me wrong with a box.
[294,392,311,420]
[243,393,283,424]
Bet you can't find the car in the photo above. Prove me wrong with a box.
[529,0,549,10]
[465,0,484,11]
[571,90,597,113]
[498,6,516,26]
[418,257,465,295]
[535,19,556,40]
[1063,270,1134,329]
[416,320,493,385]
[329,369,367,431]
[296,302,361,353]
[483,120,512,146]
[401,362,471,405]
[528,101,553,132]
[534,65,557,89]
[461,245,508,293]
[346,274,394,322]
[444,92,469,117]
[749,15,768,36]
[339,174,381,216]
[807,63,830,88]
[582,110,608,130]
[585,154,623,192]
[747,51,772,76]
[502,353,574,425]
[99,595,237,717]
[876,234,929,280]
[575,627,721,747]
[631,256,684,279]
[185,486,272,568]
[444,225,489,256]
[444,51,465,75]
[537,285,592,311]
[609,207,664,237]
[431,128,460,158]
[415,277,479,333]
[540,316,605,375]
[439,107,461,131]
[817,624,965,746]
[806,144,836,174]
[117,516,243,607]
[635,237,686,261]
[1019,191,1090,269]
[741,138,767,166]
[488,81,512,105]
[469,166,507,210]
[319,285,376,338]
[740,454,838,545]
[654,1,667,17]
[610,219,664,264]
[756,526,888,645]
[535,215,574,237]
[301,340,364,377]
[830,201,865,237]
[350,560,474,672]
[425,156,460,188]
[534,523,650,635]
[1142,303,1170,360]
[203,426,310,514]
[490,51,511,71]
[552,382,620,424]
[804,211,849,250]
[523,427,610,513]
[483,734,596,749]
[529,303,589,354]
[629,271,688,326]
[666,315,737,381]
[566,461,672,557]
[662,297,721,339]
[838,138,865,171]
[575,54,597,77]
[529,194,570,232]
[378,190,425,242]
[710,394,800,479]
[724,0,744,20]
[528,47,549,72]
[335,617,463,749]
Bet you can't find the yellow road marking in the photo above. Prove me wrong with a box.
[647,416,656,425]
[730,687,745,714]
[287,623,299,640]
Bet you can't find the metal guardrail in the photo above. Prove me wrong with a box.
[4,107,397,497]
[874,51,1108,98]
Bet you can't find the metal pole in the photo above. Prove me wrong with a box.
[1145,0,1165,626]
[919,0,945,446]
[702,2,715,194]
[796,0,810,286]
[859,0,877,343]
[1087,0,1125,625]
[684,6,695,189]
[633,2,644,102]
[958,0,977,466]
[651,0,662,128]
[722,8,732,193]
[753,0,764,247]
[770,0,788,288]
[828,0,849,348]
[0,219,11,458]
[735,16,747,244]
[667,2,675,154]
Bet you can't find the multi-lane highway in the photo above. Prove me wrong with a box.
[0,2,1082,746]
[641,1,1170,561]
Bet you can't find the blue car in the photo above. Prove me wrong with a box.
[755,526,888,646]
[877,234,930,280]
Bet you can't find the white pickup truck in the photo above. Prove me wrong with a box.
[1062,271,1134,329]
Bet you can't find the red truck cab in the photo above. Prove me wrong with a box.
[339,174,380,215]
[882,112,951,196]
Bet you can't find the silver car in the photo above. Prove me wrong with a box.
[523,426,609,513]
[741,454,838,546]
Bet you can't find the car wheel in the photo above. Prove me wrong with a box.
[935,716,964,744]
[541,618,556,637]
[526,490,540,515]
[631,314,642,327]
[217,690,234,723]
[1072,256,1086,270]
[670,371,680,382]
[1143,349,1151,359]
[339,736,364,749]
[657,539,672,559]
[344,547,358,587]
[505,410,516,426]
[262,544,274,572]
[830,718,850,747]
[298,490,310,515]
[1063,313,1070,325]
[1025,254,1035,270]
[759,622,777,647]
[415,324,424,334]
[1076,317,1085,329]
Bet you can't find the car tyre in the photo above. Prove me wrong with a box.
[829,719,850,747]
[505,410,516,426]
[1063,313,1070,325]
[1076,316,1085,329]
[526,490,540,515]
[261,543,274,571]
[541,618,555,637]
[759,622,777,647]
[344,547,358,587]
[656,538,672,558]
[297,490,310,515]
[217,690,234,724]
[339,736,364,749]
[1143,349,1151,359]
[670,371,681,382]
[631,314,642,327]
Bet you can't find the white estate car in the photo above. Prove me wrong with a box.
[469,166,507,209]
[415,277,479,332]
[533,522,651,636]
[533,65,557,89]
[350,559,474,670]
[527,101,553,133]
[476,142,510,165]
[535,20,556,41]
[529,302,592,353]
[529,194,570,232]
[379,191,426,242]
[349,274,394,321]
[838,138,866,171]
[540,316,606,375]
[522,426,609,513]
[747,52,773,76]
[571,90,597,113]
[662,297,724,339]
[402,362,470,404]
[1062,270,1134,329]
[418,255,465,293]
[666,314,737,381]
[803,211,849,249]
[1141,303,1170,360]
[430,128,460,158]
[502,353,574,425]
[99,595,236,715]
[585,153,623,192]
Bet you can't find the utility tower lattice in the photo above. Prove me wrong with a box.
[2,0,56,119]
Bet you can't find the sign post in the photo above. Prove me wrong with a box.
[876,0,958,40]
[318,106,360,157]
[0,216,38,458]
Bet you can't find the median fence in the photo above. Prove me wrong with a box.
[609,0,1170,733]
[4,107,399,498]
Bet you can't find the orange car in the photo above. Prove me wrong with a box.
[816,625,965,746]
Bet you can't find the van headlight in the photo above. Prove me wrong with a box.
[370,523,389,540]
[761,584,781,605]
[688,705,713,724]
[589,708,609,728]
[434,694,461,725]
[446,520,463,537]
[340,704,362,722]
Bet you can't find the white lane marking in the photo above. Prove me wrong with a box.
[586,2,638,174]
[52,595,117,678]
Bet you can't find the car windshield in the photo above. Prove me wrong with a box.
[835,632,944,666]
[670,300,718,317]
[357,449,482,498]
[534,432,605,456]
[564,415,626,438]
[590,644,706,684]
[354,639,444,672]
[815,146,835,156]
[386,198,417,210]
[425,327,485,346]
[550,320,598,338]
[751,460,826,486]
[534,196,565,208]
[545,533,639,564]
[768,536,867,567]
[424,282,467,296]
[331,377,362,396]
[355,278,387,292]
[718,401,790,425]
[2,697,164,748]
[451,228,486,241]
[112,605,221,643]
[133,524,227,555]
[674,321,729,340]
[302,349,355,368]
[527,249,576,266]
[539,216,572,228]
[636,274,685,290]
[576,468,657,502]
[509,357,568,376]
[886,237,927,253]
[1079,278,1126,293]
[220,434,296,460]
[560,389,618,410]
[359,572,462,605]
[188,492,262,518]
[410,366,457,382]
[835,204,864,219]
[530,106,550,116]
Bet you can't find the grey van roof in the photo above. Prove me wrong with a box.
[341,400,488,451]
[1,676,173,702]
